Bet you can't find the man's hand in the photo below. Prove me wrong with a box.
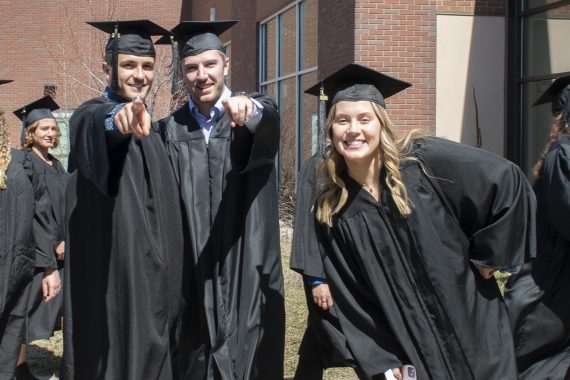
[54,240,65,261]
[113,98,151,136]
[473,263,498,279]
[222,94,254,128]
[42,267,61,303]
[312,283,334,310]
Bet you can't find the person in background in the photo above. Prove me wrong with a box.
[12,96,64,380]
[62,20,185,380]
[291,63,536,380]
[504,75,570,379]
[0,80,35,380]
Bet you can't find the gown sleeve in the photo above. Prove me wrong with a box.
[290,155,327,279]
[540,138,570,241]
[69,98,131,196]
[240,93,280,172]
[415,137,536,270]
[23,154,58,269]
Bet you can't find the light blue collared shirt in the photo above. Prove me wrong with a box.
[188,86,263,143]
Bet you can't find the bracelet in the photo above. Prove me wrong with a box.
[233,91,248,98]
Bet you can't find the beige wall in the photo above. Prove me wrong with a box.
[436,14,505,156]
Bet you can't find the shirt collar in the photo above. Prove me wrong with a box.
[103,87,130,104]
[188,86,232,121]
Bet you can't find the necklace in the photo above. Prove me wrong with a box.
[362,183,377,194]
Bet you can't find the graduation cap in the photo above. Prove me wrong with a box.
[533,75,570,122]
[305,63,412,111]
[87,20,169,90]
[157,20,238,58]
[13,96,60,145]
[0,80,13,86]
[306,64,412,155]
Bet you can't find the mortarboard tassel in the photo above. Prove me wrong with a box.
[110,22,120,91]
[318,84,328,157]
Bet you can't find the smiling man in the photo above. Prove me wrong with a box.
[153,20,285,380]
[62,20,185,380]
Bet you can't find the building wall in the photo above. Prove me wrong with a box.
[437,0,505,14]
[0,0,184,147]
[436,14,505,155]
[318,0,355,80]
[353,0,437,135]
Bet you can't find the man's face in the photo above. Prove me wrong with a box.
[182,50,229,109]
[103,54,155,99]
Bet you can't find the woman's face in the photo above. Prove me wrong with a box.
[32,118,59,151]
[331,101,382,164]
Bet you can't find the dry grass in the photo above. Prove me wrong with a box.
[281,226,357,380]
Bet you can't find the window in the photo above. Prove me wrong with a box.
[508,1,570,174]
[51,109,73,170]
[259,0,318,210]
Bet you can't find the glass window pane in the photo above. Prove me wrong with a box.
[278,77,297,211]
[299,71,318,164]
[225,43,232,88]
[525,0,566,10]
[280,7,297,77]
[261,83,277,100]
[300,0,318,70]
[522,80,556,175]
[262,19,277,82]
[523,6,570,77]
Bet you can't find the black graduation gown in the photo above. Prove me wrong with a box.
[23,151,68,342]
[291,154,356,371]
[62,96,185,380]
[504,134,570,379]
[291,137,536,380]
[0,149,34,377]
[155,93,285,380]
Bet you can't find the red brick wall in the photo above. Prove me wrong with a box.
[0,0,183,147]
[318,0,355,80]
[437,0,505,15]
[354,0,437,135]
[231,0,259,92]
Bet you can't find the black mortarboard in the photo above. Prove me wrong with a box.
[14,96,60,145]
[157,20,238,58]
[0,80,13,86]
[305,63,412,111]
[533,75,570,121]
[88,20,169,91]
[87,20,169,57]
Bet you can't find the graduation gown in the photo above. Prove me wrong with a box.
[23,151,67,342]
[155,92,285,380]
[291,137,536,380]
[62,96,185,380]
[0,149,34,377]
[504,134,570,379]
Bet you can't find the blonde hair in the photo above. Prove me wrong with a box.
[315,101,418,226]
[21,119,60,151]
[533,113,569,179]
[0,108,11,190]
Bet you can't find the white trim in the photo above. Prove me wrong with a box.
[260,66,317,87]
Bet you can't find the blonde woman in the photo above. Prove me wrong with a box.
[291,64,535,380]
[0,80,35,379]
[13,96,67,379]
[504,75,570,379]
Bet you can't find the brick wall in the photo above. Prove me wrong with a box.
[437,0,505,15]
[318,0,355,80]
[0,0,183,147]
[353,0,437,135]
